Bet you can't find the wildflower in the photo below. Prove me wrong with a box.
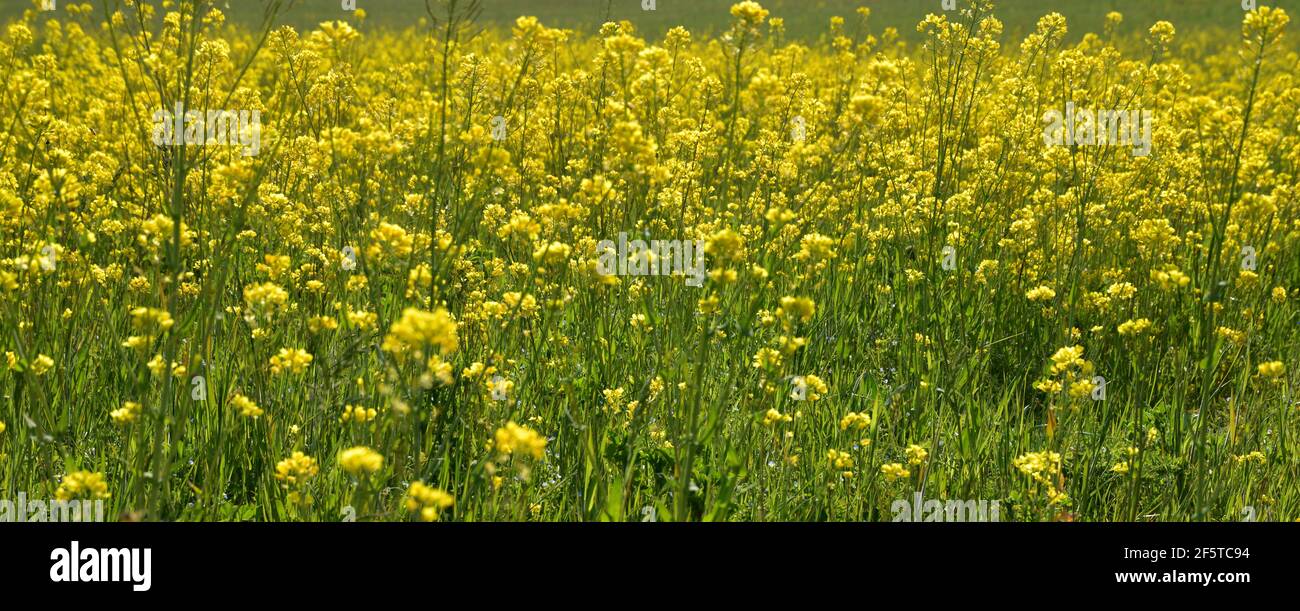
[367,222,414,260]
[494,421,547,459]
[230,394,264,419]
[269,348,313,374]
[308,315,339,333]
[30,354,54,376]
[243,282,289,321]
[776,296,816,324]
[1026,286,1055,301]
[763,408,792,426]
[1233,451,1266,464]
[130,307,175,335]
[338,446,384,475]
[1257,361,1285,378]
[1012,451,1062,486]
[381,308,459,359]
[752,347,782,370]
[346,309,378,331]
[839,412,871,431]
[881,463,910,482]
[275,452,319,485]
[532,241,571,266]
[794,233,837,261]
[795,374,829,401]
[341,404,377,424]
[426,355,455,386]
[730,1,769,25]
[827,449,854,469]
[1151,268,1191,290]
[405,482,455,522]
[905,444,928,465]
[1117,318,1152,336]
[55,471,110,501]
[110,401,142,425]
[602,387,626,413]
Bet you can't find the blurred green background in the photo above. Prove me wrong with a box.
[8,0,1297,39]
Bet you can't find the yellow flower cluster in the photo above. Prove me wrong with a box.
[55,471,111,501]
[880,463,910,482]
[275,452,320,486]
[405,482,455,522]
[231,394,264,419]
[494,422,547,460]
[338,446,384,475]
[269,348,313,375]
[111,401,142,425]
[1012,451,1066,504]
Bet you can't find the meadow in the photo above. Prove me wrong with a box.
[0,0,1297,522]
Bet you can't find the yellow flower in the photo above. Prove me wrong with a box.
[275,452,319,485]
[776,296,816,325]
[110,401,142,425]
[827,449,854,469]
[55,471,110,501]
[532,241,571,266]
[839,412,871,431]
[242,282,289,320]
[1026,286,1055,301]
[381,307,458,359]
[338,446,384,475]
[1257,361,1285,378]
[30,354,54,376]
[1148,20,1176,47]
[602,387,626,412]
[345,309,378,331]
[1232,451,1266,464]
[881,463,910,482]
[494,421,547,459]
[1012,451,1062,486]
[905,444,928,465]
[366,221,414,260]
[308,315,339,333]
[269,348,313,375]
[795,374,829,401]
[129,307,175,335]
[752,347,782,370]
[1117,318,1152,336]
[763,408,792,426]
[405,481,455,521]
[341,404,377,424]
[231,394,264,419]
[730,1,769,25]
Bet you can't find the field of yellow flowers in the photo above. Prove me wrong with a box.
[0,0,1297,522]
